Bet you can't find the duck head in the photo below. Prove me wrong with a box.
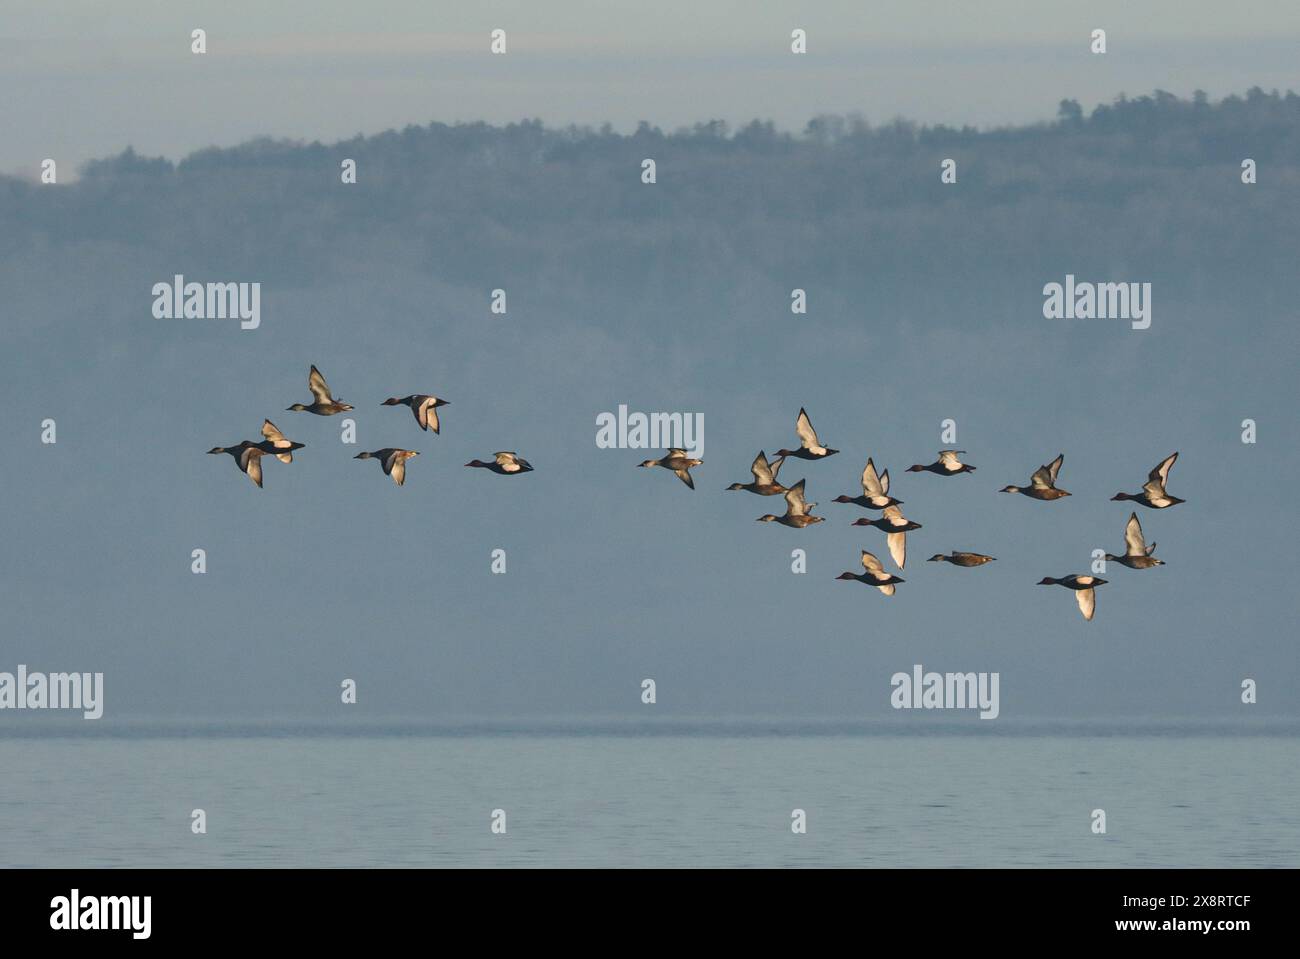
[999,485,1020,493]
[906,464,925,472]
[286,404,309,412]
[637,459,657,468]
[832,494,854,503]
[927,554,946,562]
[1037,577,1059,586]
[206,447,226,455]
[1110,492,1132,501]
[381,398,402,406]
[835,571,858,580]
[756,515,779,523]
[850,518,873,526]
[726,482,746,490]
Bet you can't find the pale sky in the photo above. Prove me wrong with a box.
[3,0,1298,175]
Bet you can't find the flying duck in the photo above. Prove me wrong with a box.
[382,394,449,433]
[907,450,975,475]
[836,550,905,595]
[756,479,824,528]
[260,419,305,464]
[287,365,353,415]
[851,505,920,569]
[833,458,902,509]
[207,442,271,488]
[1037,574,1108,621]
[927,552,997,567]
[1105,512,1164,569]
[466,452,534,475]
[1112,452,1183,508]
[727,450,787,495]
[774,408,838,461]
[1000,453,1070,500]
[355,448,419,486]
[639,449,703,490]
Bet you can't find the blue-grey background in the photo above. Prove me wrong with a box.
[1,5,1296,727]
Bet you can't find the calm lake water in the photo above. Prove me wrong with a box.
[1,725,1296,867]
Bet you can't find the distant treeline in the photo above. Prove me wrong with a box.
[2,89,1297,307]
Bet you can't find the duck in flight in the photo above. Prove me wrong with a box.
[1112,452,1183,509]
[287,365,353,415]
[1105,513,1164,569]
[382,394,449,433]
[1037,574,1107,621]
[836,550,904,595]
[756,479,824,527]
[639,449,703,490]
[259,419,305,464]
[726,450,787,495]
[207,442,272,488]
[852,505,920,568]
[833,458,901,509]
[1000,453,1070,500]
[207,420,305,487]
[355,448,419,486]
[927,552,996,567]
[907,450,975,475]
[774,408,838,461]
[466,452,534,475]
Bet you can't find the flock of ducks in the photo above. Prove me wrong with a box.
[213,388,1182,622]
[701,409,1182,621]
[208,365,533,487]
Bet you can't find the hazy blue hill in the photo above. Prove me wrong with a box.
[3,89,1296,310]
